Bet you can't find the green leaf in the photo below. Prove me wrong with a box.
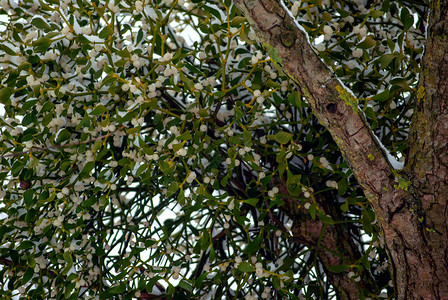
[341,200,349,212]
[22,99,39,111]
[166,182,180,198]
[288,91,301,108]
[80,161,95,177]
[27,254,36,268]
[286,170,302,196]
[337,177,348,196]
[22,267,34,285]
[57,129,71,143]
[90,105,108,115]
[61,252,73,275]
[177,131,192,141]
[159,160,175,175]
[328,264,349,273]
[237,261,255,272]
[146,276,163,294]
[357,35,376,49]
[309,204,316,220]
[209,245,216,262]
[362,209,375,234]
[99,26,114,39]
[372,89,390,102]
[172,141,185,152]
[0,87,14,105]
[17,240,34,250]
[245,234,262,254]
[269,131,293,144]
[370,9,383,19]
[230,16,246,26]
[24,189,34,208]
[91,140,103,153]
[243,198,258,207]
[126,127,140,134]
[65,282,76,299]
[400,7,414,31]
[31,17,52,32]
[178,280,193,292]
[0,44,16,55]
[318,210,335,225]
[107,284,126,294]
[378,54,396,70]
[177,188,186,205]
[33,36,53,53]
[179,71,194,90]
[11,161,25,176]
[242,130,252,147]
[201,230,210,250]
[117,49,130,58]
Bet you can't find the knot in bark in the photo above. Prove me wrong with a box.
[281,30,296,48]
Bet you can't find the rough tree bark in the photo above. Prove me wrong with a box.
[278,184,378,298]
[233,0,448,298]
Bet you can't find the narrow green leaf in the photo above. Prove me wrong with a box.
[159,160,175,175]
[177,131,192,141]
[179,71,193,90]
[99,26,114,39]
[318,210,335,225]
[172,141,185,152]
[61,252,73,275]
[243,130,252,147]
[230,16,246,26]
[178,280,193,292]
[80,161,95,177]
[237,261,255,273]
[0,87,14,105]
[309,204,316,220]
[286,170,302,196]
[0,44,16,55]
[328,264,349,273]
[57,129,71,143]
[201,230,210,250]
[378,54,395,70]
[357,35,376,49]
[372,89,390,101]
[177,188,186,205]
[33,36,52,52]
[17,240,34,250]
[243,198,258,207]
[166,182,180,198]
[337,177,348,196]
[107,284,126,294]
[90,105,108,115]
[31,17,52,32]
[24,189,34,208]
[370,9,383,19]
[269,131,293,144]
[400,7,414,31]
[245,234,262,254]
[22,267,34,285]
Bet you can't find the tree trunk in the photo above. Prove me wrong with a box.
[387,1,448,298]
[233,0,448,298]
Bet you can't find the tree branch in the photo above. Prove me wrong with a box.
[232,0,396,219]
[273,178,378,299]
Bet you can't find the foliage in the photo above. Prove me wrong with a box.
[0,0,426,299]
